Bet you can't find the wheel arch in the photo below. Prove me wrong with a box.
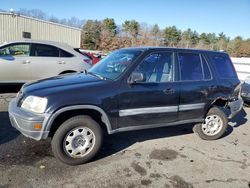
[211,97,228,107]
[45,105,112,138]
[204,97,229,117]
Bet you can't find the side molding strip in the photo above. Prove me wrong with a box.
[119,103,205,117]
[119,106,178,117]
[179,103,205,111]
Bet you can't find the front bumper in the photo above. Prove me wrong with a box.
[8,99,50,140]
[228,96,243,119]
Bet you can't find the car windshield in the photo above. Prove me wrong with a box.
[88,49,143,80]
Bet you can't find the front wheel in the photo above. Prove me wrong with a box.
[194,107,228,140]
[51,115,103,165]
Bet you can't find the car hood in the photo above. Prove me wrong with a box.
[22,73,103,94]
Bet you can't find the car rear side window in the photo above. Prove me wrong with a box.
[32,44,59,57]
[178,53,212,81]
[60,49,74,57]
[178,53,203,81]
[209,54,237,78]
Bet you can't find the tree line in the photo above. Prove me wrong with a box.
[82,19,250,57]
[1,9,249,57]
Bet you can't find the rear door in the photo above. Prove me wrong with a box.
[118,51,180,129]
[177,51,216,121]
[29,43,75,80]
[0,43,31,82]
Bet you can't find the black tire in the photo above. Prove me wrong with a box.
[194,107,228,140]
[51,115,103,165]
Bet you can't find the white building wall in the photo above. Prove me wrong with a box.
[231,57,250,81]
[0,12,81,47]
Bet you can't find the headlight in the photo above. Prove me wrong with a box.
[21,96,48,113]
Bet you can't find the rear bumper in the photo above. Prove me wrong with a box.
[8,99,50,140]
[228,96,243,119]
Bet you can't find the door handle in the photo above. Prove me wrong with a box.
[163,88,175,94]
[58,61,66,64]
[21,60,30,64]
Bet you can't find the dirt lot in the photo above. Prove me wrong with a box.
[0,93,250,188]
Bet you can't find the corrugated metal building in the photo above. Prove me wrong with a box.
[0,12,81,47]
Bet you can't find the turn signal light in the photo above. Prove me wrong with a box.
[34,123,42,130]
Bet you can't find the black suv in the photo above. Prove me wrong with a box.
[9,47,243,165]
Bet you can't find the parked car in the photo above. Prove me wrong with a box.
[241,75,250,106]
[0,40,91,83]
[74,49,101,65]
[9,47,243,165]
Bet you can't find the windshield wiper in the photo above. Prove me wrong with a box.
[87,71,106,80]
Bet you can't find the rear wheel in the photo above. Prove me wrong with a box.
[194,107,228,140]
[51,115,103,165]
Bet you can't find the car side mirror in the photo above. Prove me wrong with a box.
[128,72,146,84]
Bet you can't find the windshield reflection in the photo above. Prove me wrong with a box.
[88,50,143,80]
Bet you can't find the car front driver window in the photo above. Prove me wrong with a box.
[134,52,173,83]
[0,44,30,57]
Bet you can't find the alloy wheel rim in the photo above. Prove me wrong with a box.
[201,115,223,136]
[63,127,95,158]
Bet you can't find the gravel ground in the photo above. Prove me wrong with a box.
[0,93,249,188]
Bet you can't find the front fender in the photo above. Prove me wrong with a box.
[43,105,112,138]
